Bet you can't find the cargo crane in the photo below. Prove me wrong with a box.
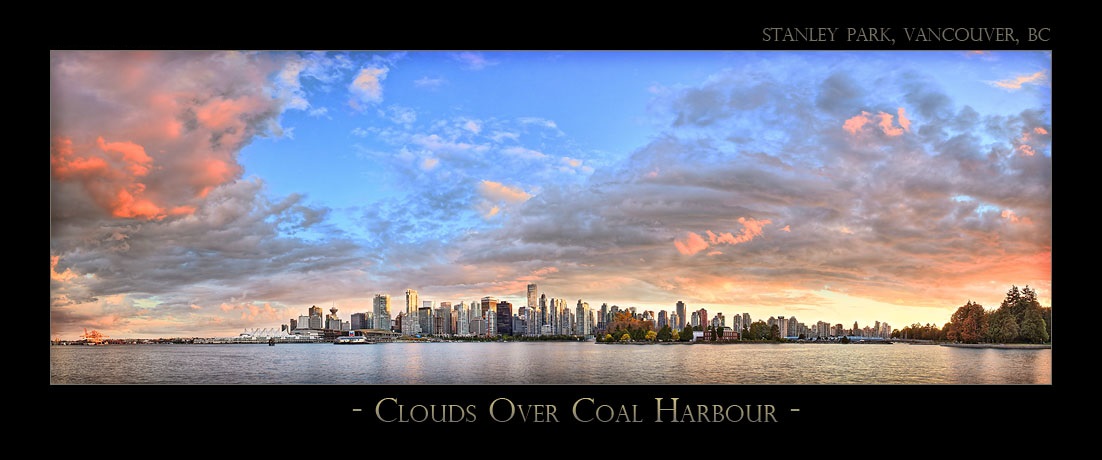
[81,328,108,345]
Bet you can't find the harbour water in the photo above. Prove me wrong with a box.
[49,342,1051,385]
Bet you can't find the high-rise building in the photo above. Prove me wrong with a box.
[787,315,799,338]
[351,312,367,330]
[670,312,680,331]
[690,311,700,328]
[289,318,298,330]
[713,312,725,329]
[657,310,668,329]
[599,303,609,329]
[496,301,513,336]
[309,305,323,318]
[698,308,708,329]
[676,301,686,330]
[418,307,433,335]
[435,306,452,336]
[742,313,751,330]
[455,302,469,336]
[406,289,419,317]
[575,300,590,336]
[373,294,391,330]
[481,297,498,320]
[527,283,538,312]
[423,300,434,310]
[853,321,859,336]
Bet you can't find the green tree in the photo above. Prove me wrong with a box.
[709,326,718,341]
[1020,307,1049,343]
[657,325,672,342]
[986,309,1019,343]
[769,324,781,341]
[645,330,657,342]
[681,325,694,342]
[747,321,768,341]
[620,333,631,342]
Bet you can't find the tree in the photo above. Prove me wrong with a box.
[657,325,672,342]
[1019,307,1049,343]
[671,330,680,342]
[645,330,657,342]
[681,325,694,342]
[769,324,781,341]
[708,326,718,341]
[949,301,986,343]
[747,321,769,341]
[986,309,1019,343]
[603,333,613,342]
[620,333,631,342]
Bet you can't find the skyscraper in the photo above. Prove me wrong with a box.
[527,283,538,313]
[406,289,419,317]
[351,312,367,330]
[743,313,751,331]
[657,310,668,329]
[481,296,498,320]
[496,301,513,336]
[373,294,391,330]
[676,301,686,330]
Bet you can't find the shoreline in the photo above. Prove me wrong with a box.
[940,343,1051,349]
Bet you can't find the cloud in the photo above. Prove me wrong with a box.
[452,52,497,70]
[383,105,417,125]
[50,51,285,222]
[464,120,482,134]
[781,225,791,232]
[674,232,709,256]
[421,157,439,171]
[845,107,910,137]
[308,107,329,118]
[990,70,1047,90]
[349,65,389,107]
[502,146,547,159]
[414,76,446,89]
[351,127,369,137]
[478,180,531,204]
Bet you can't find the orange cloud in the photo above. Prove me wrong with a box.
[845,108,910,136]
[1001,210,1033,225]
[50,255,78,282]
[1034,127,1048,135]
[781,225,791,232]
[674,232,709,255]
[992,70,1047,90]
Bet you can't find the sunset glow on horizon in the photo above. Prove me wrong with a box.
[50,51,1051,339]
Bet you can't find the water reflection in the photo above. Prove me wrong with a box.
[50,342,1051,384]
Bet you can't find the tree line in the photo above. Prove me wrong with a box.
[944,285,1051,344]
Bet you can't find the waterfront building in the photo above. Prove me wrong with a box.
[351,313,367,330]
[675,301,686,330]
[373,294,392,330]
[497,301,513,336]
[297,315,310,330]
[289,318,298,331]
[419,307,434,335]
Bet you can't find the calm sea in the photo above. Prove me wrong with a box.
[48,342,1051,385]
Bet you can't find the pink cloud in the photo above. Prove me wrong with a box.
[478,180,531,204]
[50,51,286,221]
[706,251,723,257]
[843,111,871,134]
[349,66,389,107]
[674,232,709,256]
[1034,127,1048,135]
[679,217,772,256]
[781,225,791,232]
[897,107,911,132]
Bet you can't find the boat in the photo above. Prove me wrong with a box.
[334,335,371,344]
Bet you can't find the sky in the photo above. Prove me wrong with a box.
[50,50,1051,339]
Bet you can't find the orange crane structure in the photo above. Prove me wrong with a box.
[81,328,108,345]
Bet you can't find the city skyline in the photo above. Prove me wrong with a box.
[50,51,1051,339]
